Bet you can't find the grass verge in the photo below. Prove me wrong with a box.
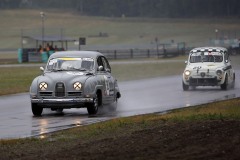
[0,67,41,95]
[0,98,239,159]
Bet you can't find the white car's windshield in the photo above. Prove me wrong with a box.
[189,51,223,63]
[46,57,94,71]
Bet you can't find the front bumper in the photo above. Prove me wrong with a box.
[188,77,220,86]
[31,98,94,108]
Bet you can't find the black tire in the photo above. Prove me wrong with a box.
[56,109,64,114]
[232,74,235,89]
[32,103,43,116]
[221,74,228,90]
[87,94,100,115]
[182,81,189,91]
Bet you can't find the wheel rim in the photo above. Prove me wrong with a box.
[93,97,98,111]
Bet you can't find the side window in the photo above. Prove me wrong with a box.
[97,57,103,68]
[101,57,111,72]
[224,52,229,62]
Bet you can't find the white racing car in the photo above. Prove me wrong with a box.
[182,47,235,91]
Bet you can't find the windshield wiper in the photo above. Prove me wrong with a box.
[69,67,88,71]
[52,68,66,72]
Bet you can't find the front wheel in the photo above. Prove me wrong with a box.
[87,94,100,115]
[182,81,189,91]
[221,74,228,90]
[32,103,43,116]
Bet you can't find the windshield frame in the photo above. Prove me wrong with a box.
[45,57,95,72]
[189,51,223,63]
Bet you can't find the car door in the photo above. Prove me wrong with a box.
[97,56,115,104]
[224,52,234,83]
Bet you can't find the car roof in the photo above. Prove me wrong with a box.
[49,51,104,59]
[190,47,227,53]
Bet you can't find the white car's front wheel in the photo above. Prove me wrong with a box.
[221,74,228,90]
[182,81,189,91]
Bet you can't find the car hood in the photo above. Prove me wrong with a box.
[186,63,224,71]
[37,71,92,87]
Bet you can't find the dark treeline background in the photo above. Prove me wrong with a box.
[1,0,240,18]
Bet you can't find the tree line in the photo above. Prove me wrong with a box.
[1,0,240,18]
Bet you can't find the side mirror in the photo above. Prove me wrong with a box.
[225,60,228,63]
[98,66,104,71]
[40,66,44,72]
[185,61,187,64]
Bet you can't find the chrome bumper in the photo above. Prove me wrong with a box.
[31,98,94,103]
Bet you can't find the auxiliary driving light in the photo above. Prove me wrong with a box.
[73,82,82,90]
[39,82,48,91]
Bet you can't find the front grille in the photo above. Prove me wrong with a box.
[39,91,52,97]
[55,82,65,97]
[189,77,218,86]
[68,92,82,97]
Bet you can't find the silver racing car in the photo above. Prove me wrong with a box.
[30,51,121,116]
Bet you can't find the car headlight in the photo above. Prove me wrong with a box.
[216,70,223,75]
[39,82,48,91]
[184,70,191,76]
[73,82,82,90]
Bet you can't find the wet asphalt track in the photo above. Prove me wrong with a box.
[0,70,240,139]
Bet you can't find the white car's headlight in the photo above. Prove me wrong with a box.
[39,82,48,91]
[184,70,191,76]
[73,82,82,90]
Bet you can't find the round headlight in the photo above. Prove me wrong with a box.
[216,70,223,75]
[73,82,82,90]
[39,82,48,91]
[184,70,191,76]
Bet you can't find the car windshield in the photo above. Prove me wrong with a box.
[189,51,223,63]
[46,57,94,71]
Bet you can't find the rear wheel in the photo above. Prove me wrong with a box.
[109,96,118,111]
[232,74,235,89]
[32,103,43,116]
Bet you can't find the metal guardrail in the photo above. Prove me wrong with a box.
[18,47,186,63]
[97,48,186,59]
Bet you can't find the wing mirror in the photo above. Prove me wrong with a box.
[98,66,104,71]
[40,66,44,72]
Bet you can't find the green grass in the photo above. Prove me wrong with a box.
[0,67,40,95]
[158,98,240,121]
[0,9,240,50]
[111,60,185,81]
